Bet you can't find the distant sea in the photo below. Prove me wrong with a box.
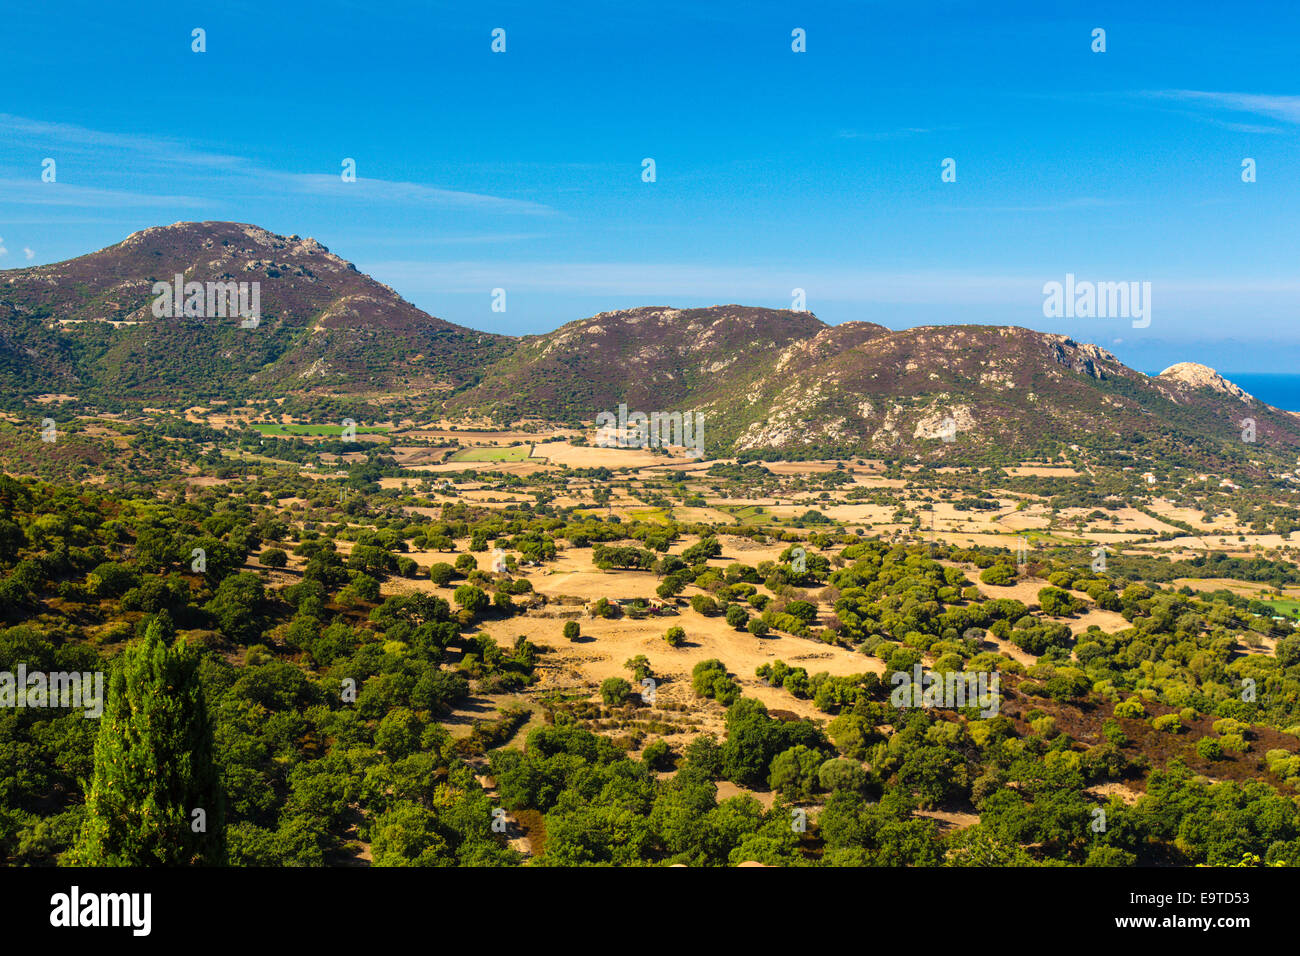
[1221,374,1300,413]
[1148,373,1300,413]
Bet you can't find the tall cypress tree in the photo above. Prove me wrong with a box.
[70,623,225,865]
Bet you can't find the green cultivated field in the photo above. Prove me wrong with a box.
[719,504,776,525]
[448,444,534,462]
[251,423,388,437]
[1263,598,1300,619]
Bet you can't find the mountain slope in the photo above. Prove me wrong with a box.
[454,314,1300,465]
[444,305,866,420]
[701,325,1300,461]
[0,221,510,402]
[5,222,1299,468]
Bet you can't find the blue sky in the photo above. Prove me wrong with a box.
[2,0,1300,372]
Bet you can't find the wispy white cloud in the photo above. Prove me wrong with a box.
[0,113,554,214]
[0,179,206,208]
[942,197,1130,214]
[1143,90,1300,128]
[0,113,244,168]
[362,232,555,246]
[835,127,937,141]
[0,217,153,226]
[1202,118,1285,134]
[282,173,555,215]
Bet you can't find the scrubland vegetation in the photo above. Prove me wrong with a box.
[3,414,1299,867]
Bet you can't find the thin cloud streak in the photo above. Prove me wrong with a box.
[0,179,208,208]
[940,197,1132,214]
[0,113,245,168]
[1144,90,1300,125]
[835,127,939,141]
[0,113,555,215]
[283,174,555,215]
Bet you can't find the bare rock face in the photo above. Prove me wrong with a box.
[913,404,975,440]
[1157,362,1254,403]
[1044,334,1123,379]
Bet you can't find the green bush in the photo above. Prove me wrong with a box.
[1219,732,1248,754]
[1029,715,1057,738]
[600,677,632,707]
[1152,713,1183,734]
[818,757,867,794]
[1197,737,1223,761]
[691,659,739,705]
[1113,697,1146,719]
[980,564,1017,586]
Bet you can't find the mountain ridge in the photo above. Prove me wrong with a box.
[3,221,1296,465]
[1,221,511,401]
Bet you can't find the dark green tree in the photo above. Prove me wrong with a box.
[69,624,225,865]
